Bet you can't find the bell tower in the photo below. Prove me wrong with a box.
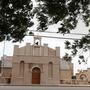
[33,36,42,56]
[34,36,41,46]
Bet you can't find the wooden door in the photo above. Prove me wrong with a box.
[32,67,41,84]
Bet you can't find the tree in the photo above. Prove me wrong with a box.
[34,0,90,62]
[0,0,34,42]
[0,0,90,61]
[35,0,90,32]
[0,0,89,40]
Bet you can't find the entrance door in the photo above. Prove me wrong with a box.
[32,67,41,84]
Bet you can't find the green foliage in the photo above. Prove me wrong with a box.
[37,12,48,31]
[0,0,33,42]
[0,0,90,42]
[63,53,72,61]
[36,0,90,34]
[65,34,90,63]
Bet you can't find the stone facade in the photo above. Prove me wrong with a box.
[11,43,60,85]
[0,36,73,85]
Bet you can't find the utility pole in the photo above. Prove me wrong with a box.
[86,33,90,64]
[87,44,90,64]
[1,34,7,76]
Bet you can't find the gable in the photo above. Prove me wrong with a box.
[13,43,60,57]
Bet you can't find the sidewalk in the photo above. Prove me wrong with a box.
[0,84,90,87]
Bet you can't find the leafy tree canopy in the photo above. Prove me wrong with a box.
[35,0,90,32]
[0,0,90,40]
[0,0,34,42]
[35,0,90,62]
[0,0,90,61]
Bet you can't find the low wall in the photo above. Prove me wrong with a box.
[60,79,90,85]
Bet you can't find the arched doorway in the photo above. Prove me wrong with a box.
[32,67,41,84]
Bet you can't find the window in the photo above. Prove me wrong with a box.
[48,62,53,78]
[20,61,24,77]
[80,74,87,80]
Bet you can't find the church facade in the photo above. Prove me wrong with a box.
[0,36,73,85]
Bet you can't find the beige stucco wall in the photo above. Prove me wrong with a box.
[60,70,72,80]
[87,68,90,82]
[13,43,60,57]
[2,68,12,77]
[11,43,60,85]
[11,57,60,85]
[59,69,73,84]
[0,68,12,84]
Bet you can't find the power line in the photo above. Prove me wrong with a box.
[30,30,88,36]
[28,35,81,40]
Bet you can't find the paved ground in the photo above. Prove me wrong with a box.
[0,86,90,90]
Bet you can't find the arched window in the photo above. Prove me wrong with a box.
[48,62,53,78]
[20,61,24,77]
[80,74,87,80]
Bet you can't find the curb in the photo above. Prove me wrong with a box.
[0,84,90,87]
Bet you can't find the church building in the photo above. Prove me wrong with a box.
[0,36,73,85]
